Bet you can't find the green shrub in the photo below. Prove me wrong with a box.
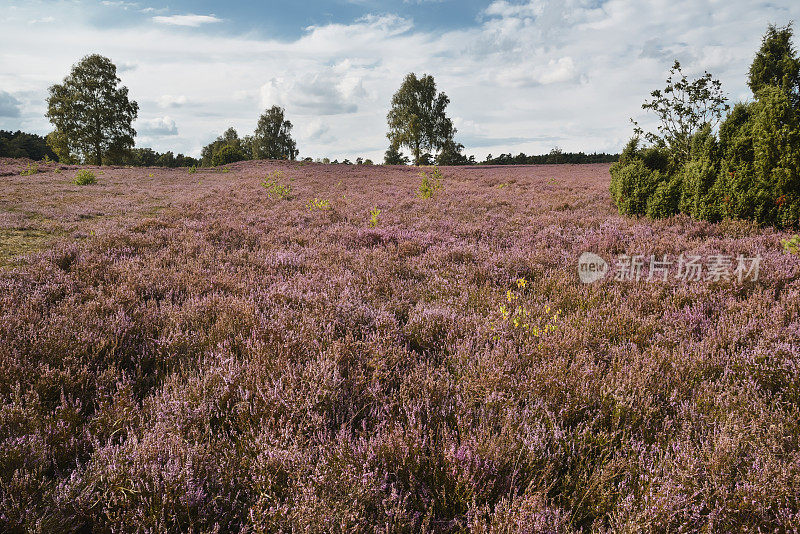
[306,198,331,211]
[417,166,444,199]
[20,163,39,176]
[611,24,800,228]
[188,165,197,174]
[211,145,246,167]
[73,169,96,185]
[262,171,292,200]
[783,235,800,254]
[609,157,665,217]
[368,207,381,228]
[646,175,682,219]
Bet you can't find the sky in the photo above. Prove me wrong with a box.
[1,0,798,161]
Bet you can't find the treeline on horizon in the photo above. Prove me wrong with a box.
[0,130,57,162]
[482,148,618,165]
[0,129,619,167]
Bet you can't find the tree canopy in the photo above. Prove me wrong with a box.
[0,130,56,160]
[435,138,469,166]
[252,106,297,161]
[632,61,729,167]
[46,54,138,165]
[748,23,800,108]
[383,144,409,165]
[387,73,455,166]
[200,107,297,167]
[201,127,248,167]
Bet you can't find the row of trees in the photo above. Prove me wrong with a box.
[42,54,298,167]
[482,149,618,165]
[2,125,199,167]
[119,148,199,168]
[610,23,800,227]
[39,54,615,169]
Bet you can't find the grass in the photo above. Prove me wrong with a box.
[0,227,55,266]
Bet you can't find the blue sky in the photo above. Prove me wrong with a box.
[1,0,799,161]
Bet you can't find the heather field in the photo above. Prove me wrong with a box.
[1,158,800,532]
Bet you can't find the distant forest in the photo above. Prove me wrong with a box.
[1,129,619,167]
[0,130,199,167]
[482,149,619,165]
[0,130,56,161]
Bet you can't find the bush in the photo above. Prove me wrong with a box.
[20,163,40,176]
[369,207,381,228]
[609,153,666,217]
[783,234,800,254]
[417,167,444,199]
[211,145,246,167]
[646,174,682,219]
[73,170,96,185]
[611,24,800,228]
[262,171,292,200]
[306,198,331,211]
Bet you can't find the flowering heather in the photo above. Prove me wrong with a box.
[0,159,799,532]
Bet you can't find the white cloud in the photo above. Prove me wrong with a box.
[28,16,55,24]
[259,66,367,116]
[157,94,188,108]
[101,1,139,9]
[0,0,797,160]
[303,119,334,143]
[137,116,178,136]
[152,14,222,27]
[484,0,544,18]
[117,61,138,73]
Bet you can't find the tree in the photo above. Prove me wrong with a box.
[251,105,297,160]
[0,130,57,161]
[435,138,468,165]
[748,23,800,109]
[611,23,800,228]
[632,61,729,167]
[211,144,246,166]
[384,144,409,165]
[546,146,566,164]
[46,54,138,165]
[387,73,454,166]
[201,127,247,166]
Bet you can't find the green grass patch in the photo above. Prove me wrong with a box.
[0,228,54,266]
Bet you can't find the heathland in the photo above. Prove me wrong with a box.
[0,159,798,531]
